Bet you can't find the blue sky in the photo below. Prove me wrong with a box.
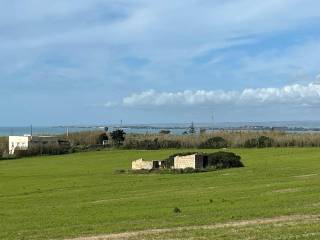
[1,0,320,126]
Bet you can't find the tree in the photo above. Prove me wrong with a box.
[200,128,207,135]
[110,129,126,147]
[159,130,171,135]
[200,137,228,149]
[188,122,195,134]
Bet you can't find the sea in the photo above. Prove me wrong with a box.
[1,121,320,136]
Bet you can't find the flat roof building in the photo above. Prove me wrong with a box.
[9,135,69,155]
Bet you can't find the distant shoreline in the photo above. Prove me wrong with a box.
[2,121,320,136]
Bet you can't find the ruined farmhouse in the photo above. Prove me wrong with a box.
[132,158,166,170]
[132,153,208,170]
[131,152,243,171]
[173,153,208,169]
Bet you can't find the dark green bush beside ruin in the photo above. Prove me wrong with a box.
[207,151,244,169]
[199,137,228,149]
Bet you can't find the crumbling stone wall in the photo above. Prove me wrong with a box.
[132,158,154,170]
[174,154,203,169]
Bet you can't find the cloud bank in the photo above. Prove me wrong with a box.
[122,82,320,108]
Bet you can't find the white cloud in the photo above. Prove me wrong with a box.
[87,101,117,108]
[122,81,320,108]
[103,101,117,107]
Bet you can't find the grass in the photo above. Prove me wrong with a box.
[0,148,320,239]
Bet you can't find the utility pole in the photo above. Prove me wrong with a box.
[211,113,214,131]
[30,124,33,139]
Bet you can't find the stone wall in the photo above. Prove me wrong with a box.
[174,154,203,169]
[132,158,154,170]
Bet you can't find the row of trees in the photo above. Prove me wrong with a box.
[3,128,320,158]
[67,129,320,150]
[122,135,274,150]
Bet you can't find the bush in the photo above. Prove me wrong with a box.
[124,138,181,150]
[124,139,160,150]
[244,136,273,148]
[159,130,171,135]
[257,136,273,147]
[173,207,181,213]
[200,128,207,134]
[244,138,258,148]
[0,136,8,156]
[158,140,182,149]
[66,131,104,146]
[207,151,244,169]
[14,143,70,157]
[200,137,228,149]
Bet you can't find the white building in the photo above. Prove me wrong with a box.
[8,135,68,155]
[9,136,30,154]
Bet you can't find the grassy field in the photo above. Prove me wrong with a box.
[0,148,320,240]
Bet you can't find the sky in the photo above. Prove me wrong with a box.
[1,0,320,126]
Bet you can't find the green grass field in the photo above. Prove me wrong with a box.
[1,148,320,240]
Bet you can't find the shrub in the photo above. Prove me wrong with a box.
[14,142,70,157]
[66,131,104,146]
[124,138,182,150]
[159,130,171,135]
[207,151,244,169]
[200,137,228,149]
[244,136,273,148]
[244,138,258,148]
[138,139,160,150]
[0,136,8,156]
[124,139,160,150]
[173,207,181,213]
[200,128,207,134]
[257,136,273,147]
[158,140,182,149]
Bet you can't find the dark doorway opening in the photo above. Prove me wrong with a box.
[203,156,208,168]
[153,161,160,169]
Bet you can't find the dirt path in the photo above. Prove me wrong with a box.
[66,214,320,240]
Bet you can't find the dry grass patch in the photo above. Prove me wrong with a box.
[66,214,320,240]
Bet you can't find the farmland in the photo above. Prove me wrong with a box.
[1,148,320,239]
